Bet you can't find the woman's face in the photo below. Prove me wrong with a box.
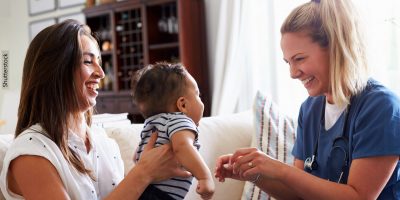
[76,35,104,112]
[281,32,331,101]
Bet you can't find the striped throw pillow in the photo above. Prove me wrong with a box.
[241,91,297,200]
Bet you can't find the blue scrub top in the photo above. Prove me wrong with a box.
[292,79,400,199]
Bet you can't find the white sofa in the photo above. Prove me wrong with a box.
[0,111,254,200]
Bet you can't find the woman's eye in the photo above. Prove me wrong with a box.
[84,60,92,64]
[295,57,304,62]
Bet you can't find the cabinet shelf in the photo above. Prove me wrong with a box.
[101,50,112,56]
[119,41,142,47]
[97,91,114,96]
[149,42,179,50]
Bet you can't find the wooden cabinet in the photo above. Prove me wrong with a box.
[83,0,210,122]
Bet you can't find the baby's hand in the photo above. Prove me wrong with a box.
[196,178,215,200]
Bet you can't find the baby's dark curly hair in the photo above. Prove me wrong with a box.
[131,62,188,118]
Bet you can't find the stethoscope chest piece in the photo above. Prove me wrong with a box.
[304,155,318,172]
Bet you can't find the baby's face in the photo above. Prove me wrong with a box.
[183,74,204,126]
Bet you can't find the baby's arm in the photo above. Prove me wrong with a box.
[171,130,214,199]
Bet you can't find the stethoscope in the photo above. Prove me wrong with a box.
[304,97,351,183]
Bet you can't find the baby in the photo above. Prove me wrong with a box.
[131,62,214,200]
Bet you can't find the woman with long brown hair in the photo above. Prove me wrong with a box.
[0,19,189,199]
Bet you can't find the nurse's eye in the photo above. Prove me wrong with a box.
[294,57,304,62]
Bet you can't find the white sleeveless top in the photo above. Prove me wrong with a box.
[0,124,124,200]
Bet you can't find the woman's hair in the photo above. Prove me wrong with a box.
[16,19,97,178]
[281,0,369,106]
[131,62,188,118]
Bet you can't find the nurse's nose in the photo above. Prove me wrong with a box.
[290,64,302,79]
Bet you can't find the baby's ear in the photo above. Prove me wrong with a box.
[176,96,187,113]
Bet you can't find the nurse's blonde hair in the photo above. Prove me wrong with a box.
[281,0,369,106]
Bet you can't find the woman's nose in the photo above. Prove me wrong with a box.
[94,63,105,79]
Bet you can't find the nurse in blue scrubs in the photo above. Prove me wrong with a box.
[215,0,400,199]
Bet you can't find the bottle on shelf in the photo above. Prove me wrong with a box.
[102,40,112,51]
[103,61,114,91]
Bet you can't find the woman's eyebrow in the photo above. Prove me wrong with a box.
[83,52,95,57]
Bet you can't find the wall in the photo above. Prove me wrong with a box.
[0,0,84,134]
[0,0,28,134]
[203,0,220,89]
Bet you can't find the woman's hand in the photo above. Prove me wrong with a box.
[137,131,192,182]
[106,132,191,199]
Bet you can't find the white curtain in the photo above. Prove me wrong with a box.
[353,0,400,94]
[211,0,307,117]
[211,0,277,116]
[210,0,400,117]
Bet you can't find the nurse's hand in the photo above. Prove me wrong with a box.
[215,154,244,182]
[138,131,192,182]
[230,147,284,182]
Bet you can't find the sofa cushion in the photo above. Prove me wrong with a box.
[241,91,297,200]
[186,111,254,200]
[105,124,143,175]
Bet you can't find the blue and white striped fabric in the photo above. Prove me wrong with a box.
[242,91,297,200]
[135,112,200,200]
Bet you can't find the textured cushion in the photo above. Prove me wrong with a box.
[241,91,297,200]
